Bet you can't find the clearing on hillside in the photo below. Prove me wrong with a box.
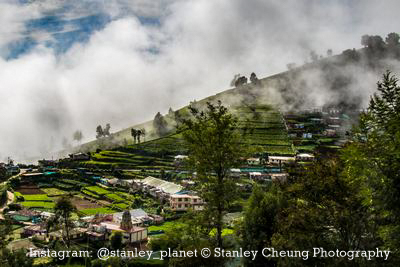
[15,185,45,195]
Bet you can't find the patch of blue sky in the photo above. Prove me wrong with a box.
[138,16,161,26]
[6,5,161,59]
[25,15,67,33]
[5,37,37,60]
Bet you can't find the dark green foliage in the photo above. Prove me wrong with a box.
[54,196,77,248]
[110,231,123,250]
[150,213,226,267]
[181,101,247,247]
[241,185,285,266]
[0,248,33,267]
[271,156,380,266]
[345,71,400,261]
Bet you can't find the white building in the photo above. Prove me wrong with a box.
[113,209,149,227]
[268,156,295,165]
[170,194,204,211]
[296,153,315,161]
[99,222,148,244]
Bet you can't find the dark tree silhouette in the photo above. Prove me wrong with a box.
[235,76,248,87]
[137,129,142,143]
[72,130,83,144]
[103,123,111,136]
[250,72,259,85]
[153,112,168,136]
[131,128,137,143]
[96,125,103,139]
[386,32,400,46]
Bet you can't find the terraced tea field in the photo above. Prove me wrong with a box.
[82,104,294,171]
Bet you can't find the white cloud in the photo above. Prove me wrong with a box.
[0,0,399,161]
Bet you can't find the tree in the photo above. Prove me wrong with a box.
[230,74,241,87]
[131,128,137,143]
[346,71,400,259]
[181,101,246,247]
[96,125,103,139]
[249,72,259,85]
[132,197,143,209]
[385,32,399,46]
[0,218,12,250]
[141,128,146,142]
[153,112,168,136]
[103,123,111,136]
[45,216,58,238]
[241,185,285,266]
[361,34,372,47]
[137,129,142,143]
[72,130,83,144]
[1,248,33,267]
[110,231,123,250]
[327,49,333,56]
[235,76,247,87]
[54,196,76,248]
[150,212,226,266]
[168,107,174,116]
[271,156,379,266]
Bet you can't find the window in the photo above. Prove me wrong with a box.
[178,198,182,202]
[178,204,181,208]
[193,199,197,203]
[184,198,189,202]
[185,204,188,207]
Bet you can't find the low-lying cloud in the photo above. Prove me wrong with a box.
[0,0,399,161]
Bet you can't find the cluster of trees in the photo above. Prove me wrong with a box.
[96,123,111,139]
[342,32,400,62]
[151,72,400,266]
[231,72,260,87]
[239,71,400,266]
[72,130,83,144]
[131,128,146,143]
[150,101,248,266]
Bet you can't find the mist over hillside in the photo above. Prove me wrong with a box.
[1,0,400,162]
[64,38,400,157]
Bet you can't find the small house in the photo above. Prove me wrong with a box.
[247,158,260,166]
[69,153,90,161]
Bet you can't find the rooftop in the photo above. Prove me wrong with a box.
[100,222,146,233]
[138,176,183,195]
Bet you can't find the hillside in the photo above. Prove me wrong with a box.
[62,41,400,159]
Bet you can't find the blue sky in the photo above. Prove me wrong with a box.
[5,1,162,59]
[0,0,399,161]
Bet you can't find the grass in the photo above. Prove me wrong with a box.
[209,228,235,237]
[106,193,125,202]
[17,193,52,202]
[20,201,55,209]
[85,186,110,195]
[148,221,184,232]
[113,203,130,210]
[41,188,69,196]
[81,190,100,199]
[79,207,116,215]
